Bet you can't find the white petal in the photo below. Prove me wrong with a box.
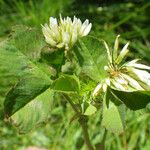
[121,73,144,90]
[115,76,128,85]
[102,83,107,92]
[62,31,70,44]
[66,16,72,24]
[59,14,64,24]
[129,63,150,70]
[56,42,65,48]
[111,79,127,91]
[92,83,102,97]
[42,24,51,36]
[80,19,89,34]
[73,16,78,24]
[103,41,112,63]
[52,27,60,40]
[114,35,120,51]
[42,24,60,43]
[141,82,150,90]
[121,42,130,53]
[105,78,110,85]
[116,42,129,64]
[124,59,140,67]
[49,17,58,26]
[45,37,56,46]
[129,68,150,85]
[82,23,92,36]
[83,19,89,25]
[104,66,109,71]
[113,35,120,60]
[71,29,78,45]
[42,25,57,46]
[77,19,82,27]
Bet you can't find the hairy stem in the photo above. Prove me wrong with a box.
[63,94,93,150]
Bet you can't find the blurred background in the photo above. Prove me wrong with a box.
[0,0,150,149]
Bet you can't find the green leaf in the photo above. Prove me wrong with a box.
[0,43,25,115]
[84,104,97,116]
[111,89,150,110]
[73,36,107,82]
[0,43,52,117]
[10,25,44,60]
[4,72,51,117]
[0,44,23,101]
[102,88,125,134]
[51,74,80,93]
[10,89,54,133]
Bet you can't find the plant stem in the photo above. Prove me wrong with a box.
[79,117,94,150]
[123,133,128,150]
[95,129,107,150]
[63,94,93,150]
[63,94,80,115]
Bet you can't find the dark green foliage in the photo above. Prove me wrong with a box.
[41,48,65,73]
[111,89,150,110]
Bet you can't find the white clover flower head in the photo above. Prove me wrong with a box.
[103,35,150,92]
[92,35,150,97]
[42,15,92,50]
